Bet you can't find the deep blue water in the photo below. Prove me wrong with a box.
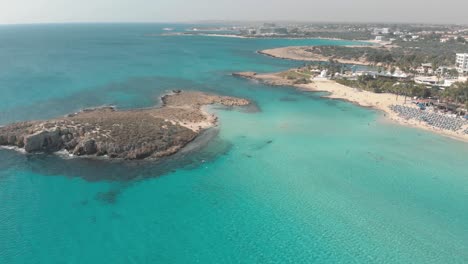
[0,24,467,263]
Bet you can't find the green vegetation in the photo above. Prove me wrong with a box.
[393,38,468,69]
[305,39,468,72]
[336,76,468,109]
[305,46,395,65]
[336,76,430,97]
[301,31,372,40]
[278,70,312,84]
[441,81,468,109]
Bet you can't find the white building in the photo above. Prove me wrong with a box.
[373,28,390,35]
[375,36,386,42]
[414,76,439,86]
[416,63,434,75]
[442,76,468,87]
[392,70,409,78]
[456,53,468,74]
[320,70,328,78]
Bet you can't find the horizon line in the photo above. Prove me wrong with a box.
[0,20,467,26]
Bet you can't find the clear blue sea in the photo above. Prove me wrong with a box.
[0,24,467,263]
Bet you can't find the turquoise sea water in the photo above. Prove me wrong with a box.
[0,24,467,263]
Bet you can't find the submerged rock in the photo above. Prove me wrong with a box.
[0,91,250,160]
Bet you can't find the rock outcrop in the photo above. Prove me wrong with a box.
[0,91,249,160]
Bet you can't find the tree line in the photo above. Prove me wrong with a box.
[336,76,468,110]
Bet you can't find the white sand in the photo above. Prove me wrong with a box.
[304,80,468,142]
[243,72,468,142]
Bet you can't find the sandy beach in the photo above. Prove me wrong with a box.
[234,72,468,142]
[308,80,468,142]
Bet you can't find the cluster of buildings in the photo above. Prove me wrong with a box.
[316,53,468,89]
[410,54,468,76]
[371,27,426,42]
[371,27,396,43]
[339,69,410,80]
[239,23,289,36]
[440,35,468,43]
[412,59,468,87]
[368,26,466,43]
[373,28,390,35]
[437,29,468,42]
[404,54,468,87]
[395,30,468,43]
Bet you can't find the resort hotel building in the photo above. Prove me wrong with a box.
[456,53,468,74]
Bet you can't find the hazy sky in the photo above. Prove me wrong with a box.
[0,0,467,25]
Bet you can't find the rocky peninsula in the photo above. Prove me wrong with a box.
[258,46,378,65]
[0,91,250,160]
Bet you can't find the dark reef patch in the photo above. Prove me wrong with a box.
[252,139,274,151]
[96,189,121,204]
[325,100,339,106]
[0,128,233,202]
[0,76,201,125]
[279,96,298,102]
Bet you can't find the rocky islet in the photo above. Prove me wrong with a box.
[0,91,250,160]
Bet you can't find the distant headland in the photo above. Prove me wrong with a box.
[0,91,250,160]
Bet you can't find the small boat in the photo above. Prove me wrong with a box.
[163,28,174,31]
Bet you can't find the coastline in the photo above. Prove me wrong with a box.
[258,46,374,65]
[158,32,376,44]
[233,72,468,143]
[310,80,468,143]
[0,91,250,159]
[158,32,249,38]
